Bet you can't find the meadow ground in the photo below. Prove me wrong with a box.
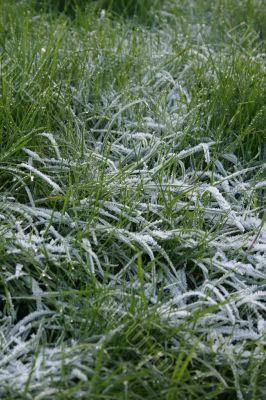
[0,0,265,398]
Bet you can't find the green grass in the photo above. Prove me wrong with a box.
[0,0,265,399]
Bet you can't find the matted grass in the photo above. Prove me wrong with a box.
[0,0,265,399]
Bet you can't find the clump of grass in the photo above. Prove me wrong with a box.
[0,0,265,399]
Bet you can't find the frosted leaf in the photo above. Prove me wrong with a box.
[15,264,23,278]
[177,142,216,161]
[71,368,88,382]
[223,153,238,165]
[20,163,63,194]
[255,180,266,189]
[38,133,61,160]
[257,319,266,334]
[8,310,54,340]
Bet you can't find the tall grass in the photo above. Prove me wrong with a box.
[0,0,265,399]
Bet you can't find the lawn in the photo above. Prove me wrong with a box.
[0,0,265,399]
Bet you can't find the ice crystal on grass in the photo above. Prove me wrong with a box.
[0,1,265,398]
[1,123,265,396]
